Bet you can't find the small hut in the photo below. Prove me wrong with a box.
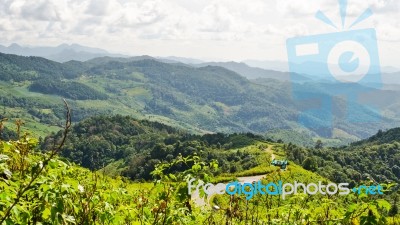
[271,159,289,170]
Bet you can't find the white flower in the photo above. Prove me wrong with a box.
[78,184,85,193]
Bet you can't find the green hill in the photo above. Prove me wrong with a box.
[284,128,400,188]
[42,115,265,180]
[352,128,400,146]
[0,52,399,145]
[1,116,399,224]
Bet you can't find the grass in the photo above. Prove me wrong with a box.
[211,142,325,186]
[215,143,284,181]
[99,160,127,177]
[128,182,155,192]
[234,165,277,177]
[266,163,331,185]
[214,102,231,116]
[2,107,61,138]
[123,87,151,98]
[130,72,148,82]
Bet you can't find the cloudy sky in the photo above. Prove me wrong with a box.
[0,0,399,66]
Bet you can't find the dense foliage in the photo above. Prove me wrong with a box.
[0,129,208,224]
[0,125,17,140]
[1,48,400,224]
[29,80,108,100]
[0,94,110,127]
[42,115,261,180]
[1,52,399,145]
[284,128,400,188]
[0,53,83,81]
[1,124,399,224]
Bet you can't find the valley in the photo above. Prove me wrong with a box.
[2,0,400,223]
[0,52,399,224]
[1,52,400,147]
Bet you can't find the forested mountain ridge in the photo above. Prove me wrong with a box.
[193,61,292,81]
[0,43,125,62]
[0,52,399,145]
[351,128,400,146]
[0,52,85,80]
[285,127,400,188]
[43,114,400,195]
[42,115,262,180]
[1,52,399,224]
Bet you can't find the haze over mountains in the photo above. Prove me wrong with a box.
[1,43,400,146]
[0,43,125,63]
[1,43,399,83]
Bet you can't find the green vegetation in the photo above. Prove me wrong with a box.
[284,128,400,188]
[29,80,108,100]
[1,119,399,224]
[39,115,400,224]
[0,53,83,81]
[1,52,399,146]
[0,52,400,224]
[42,115,263,180]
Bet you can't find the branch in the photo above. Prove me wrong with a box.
[0,99,71,223]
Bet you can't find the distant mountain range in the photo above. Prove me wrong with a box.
[84,56,302,82]
[193,62,292,81]
[1,51,400,146]
[244,59,400,74]
[0,43,399,146]
[0,43,126,63]
[1,43,399,81]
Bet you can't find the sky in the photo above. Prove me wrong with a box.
[0,0,400,67]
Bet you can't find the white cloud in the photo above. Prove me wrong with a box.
[276,0,322,17]
[85,0,112,16]
[113,1,167,27]
[0,0,398,65]
[375,21,400,42]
